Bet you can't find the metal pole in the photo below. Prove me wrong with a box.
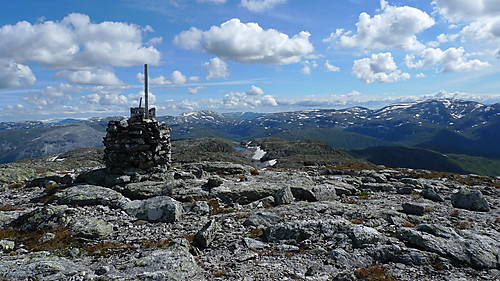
[144,64,149,119]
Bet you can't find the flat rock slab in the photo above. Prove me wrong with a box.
[451,190,490,212]
[123,196,183,223]
[51,184,130,209]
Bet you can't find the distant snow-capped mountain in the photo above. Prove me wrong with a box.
[0,98,498,164]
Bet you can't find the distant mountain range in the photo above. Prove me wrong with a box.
[1,98,499,175]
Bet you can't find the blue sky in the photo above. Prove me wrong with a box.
[0,0,499,121]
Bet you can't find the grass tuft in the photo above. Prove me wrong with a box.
[354,264,396,281]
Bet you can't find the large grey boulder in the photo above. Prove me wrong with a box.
[243,211,281,227]
[75,168,131,187]
[104,238,204,280]
[123,196,183,223]
[211,181,278,205]
[348,225,382,247]
[115,181,173,200]
[11,205,73,231]
[193,219,218,249]
[401,202,426,216]
[451,189,490,212]
[70,217,113,239]
[0,252,92,280]
[421,188,444,202]
[291,184,339,202]
[274,186,294,205]
[396,224,499,269]
[51,184,130,209]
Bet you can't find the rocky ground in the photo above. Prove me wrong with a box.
[0,139,499,280]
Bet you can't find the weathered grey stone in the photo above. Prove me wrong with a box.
[205,176,224,188]
[361,183,395,192]
[123,196,183,223]
[186,162,252,175]
[243,237,270,249]
[396,224,499,269]
[75,168,131,187]
[186,200,210,215]
[0,252,92,280]
[211,181,278,205]
[106,238,203,280]
[11,205,72,231]
[70,217,113,239]
[451,189,490,212]
[397,187,413,194]
[193,219,218,249]
[115,181,173,200]
[370,244,439,266]
[348,225,382,247]
[245,195,275,209]
[402,202,426,216]
[274,186,294,205]
[243,211,281,227]
[51,184,130,209]
[421,188,444,202]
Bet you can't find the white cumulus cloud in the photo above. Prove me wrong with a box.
[405,47,491,72]
[174,18,313,65]
[55,67,122,85]
[433,0,500,40]
[22,84,82,107]
[240,0,287,12]
[137,70,196,85]
[325,1,434,51]
[352,52,410,83]
[0,61,36,89]
[0,13,160,68]
[204,57,230,80]
[325,60,340,72]
[187,86,207,94]
[222,85,277,108]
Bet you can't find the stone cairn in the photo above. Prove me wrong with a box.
[103,64,172,175]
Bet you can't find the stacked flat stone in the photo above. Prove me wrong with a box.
[103,117,171,175]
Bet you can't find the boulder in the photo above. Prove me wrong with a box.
[401,202,426,216]
[105,238,202,280]
[396,224,499,269]
[0,253,92,280]
[51,184,130,209]
[11,205,73,231]
[274,186,294,205]
[451,190,490,212]
[75,168,131,187]
[193,219,218,249]
[243,211,282,227]
[123,196,183,223]
[421,188,444,202]
[115,181,173,200]
[348,225,382,247]
[70,217,113,239]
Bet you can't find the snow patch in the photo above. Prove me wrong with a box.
[252,146,266,161]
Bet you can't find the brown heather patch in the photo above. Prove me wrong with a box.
[249,169,260,175]
[248,227,264,238]
[207,198,234,215]
[7,182,25,189]
[0,205,25,211]
[0,226,76,252]
[351,218,365,225]
[141,238,172,248]
[402,221,416,228]
[354,264,396,281]
[85,241,133,256]
[456,221,472,230]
